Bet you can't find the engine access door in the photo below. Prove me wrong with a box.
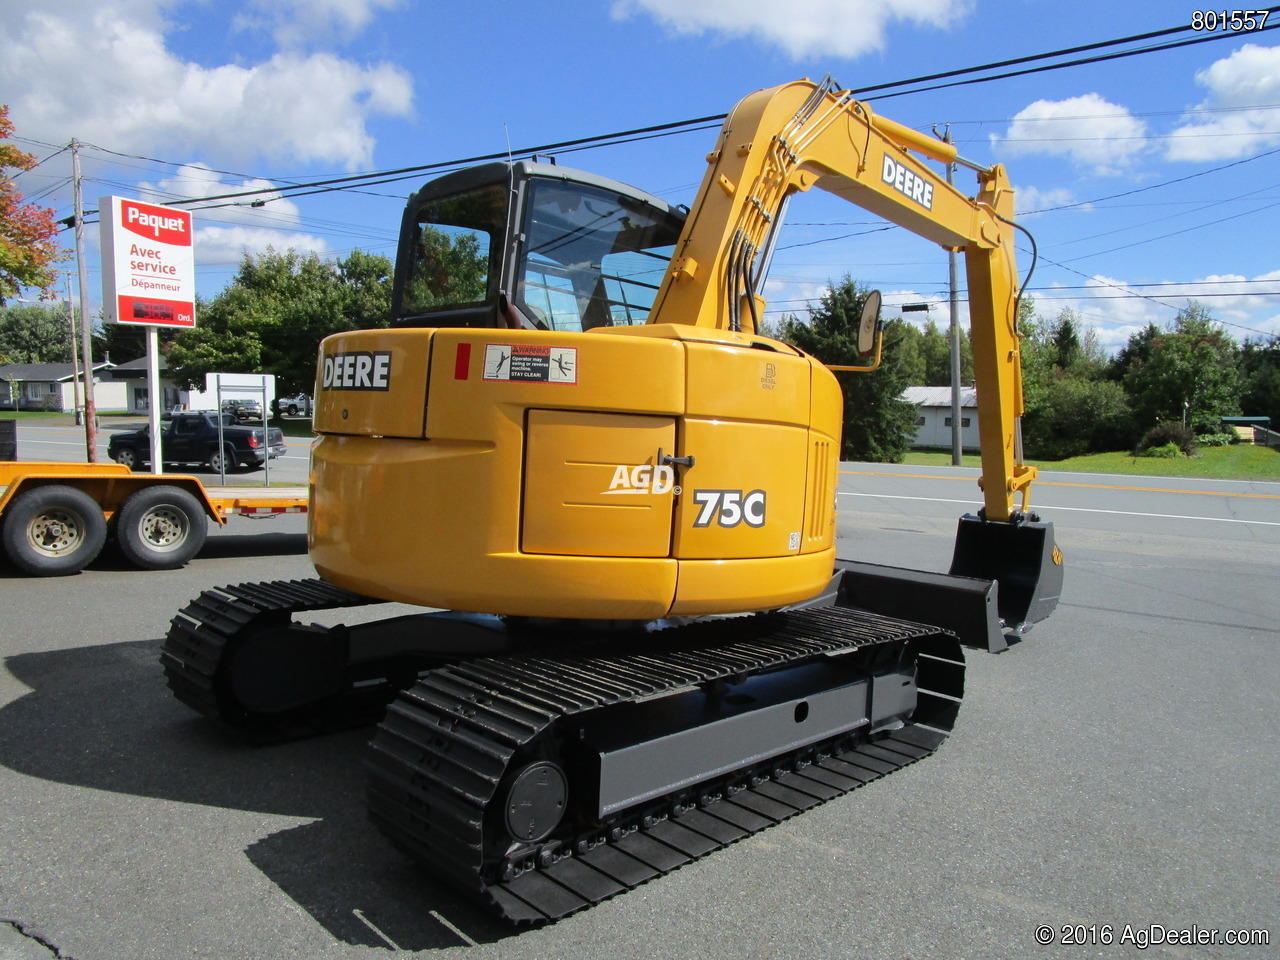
[522,410,677,558]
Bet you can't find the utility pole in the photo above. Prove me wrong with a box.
[71,140,98,461]
[934,124,963,467]
[63,273,82,425]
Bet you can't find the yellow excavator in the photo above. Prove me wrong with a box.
[163,78,1062,923]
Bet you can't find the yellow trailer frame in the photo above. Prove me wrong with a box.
[0,461,307,576]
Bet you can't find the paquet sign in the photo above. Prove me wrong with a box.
[99,196,196,327]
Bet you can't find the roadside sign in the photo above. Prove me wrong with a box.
[99,196,196,328]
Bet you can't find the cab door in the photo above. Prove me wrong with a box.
[165,415,199,463]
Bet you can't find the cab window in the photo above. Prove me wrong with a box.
[402,186,505,314]
[516,179,682,332]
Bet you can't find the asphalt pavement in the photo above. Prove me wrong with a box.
[1,463,1277,959]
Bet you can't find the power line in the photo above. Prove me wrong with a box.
[103,13,1273,212]
[1021,146,1280,214]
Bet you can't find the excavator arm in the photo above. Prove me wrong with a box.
[650,77,1034,522]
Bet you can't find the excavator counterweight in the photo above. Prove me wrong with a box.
[162,77,1062,924]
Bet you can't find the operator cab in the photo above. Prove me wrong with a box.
[391,160,686,332]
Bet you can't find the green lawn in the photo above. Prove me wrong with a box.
[1,410,131,420]
[904,443,1280,481]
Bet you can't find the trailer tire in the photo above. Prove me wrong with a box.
[116,485,208,570]
[1,485,108,576]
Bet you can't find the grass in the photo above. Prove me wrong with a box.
[904,443,1280,481]
[274,417,316,438]
[1,410,131,420]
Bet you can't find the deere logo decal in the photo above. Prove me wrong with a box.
[881,154,934,210]
[322,351,391,390]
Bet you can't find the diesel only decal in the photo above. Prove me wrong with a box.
[322,351,392,390]
[881,154,934,210]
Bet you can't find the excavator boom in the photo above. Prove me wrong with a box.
[650,78,1033,525]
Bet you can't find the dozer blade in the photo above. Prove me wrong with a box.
[948,513,1063,635]
[831,558,1006,653]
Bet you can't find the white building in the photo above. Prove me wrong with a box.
[903,385,980,450]
[0,362,125,413]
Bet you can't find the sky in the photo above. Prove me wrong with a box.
[3,0,1280,354]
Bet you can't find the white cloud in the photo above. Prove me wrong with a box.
[612,0,971,60]
[236,0,404,49]
[0,1,412,171]
[192,224,332,271]
[138,164,331,267]
[1037,275,1161,353]
[991,94,1147,175]
[1158,271,1280,337]
[1040,270,1280,351]
[1013,185,1082,218]
[1166,44,1280,162]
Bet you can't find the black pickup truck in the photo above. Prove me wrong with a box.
[108,412,288,473]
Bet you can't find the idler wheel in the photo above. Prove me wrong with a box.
[504,761,568,843]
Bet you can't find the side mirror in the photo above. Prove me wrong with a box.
[857,290,882,358]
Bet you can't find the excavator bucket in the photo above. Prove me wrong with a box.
[948,513,1063,635]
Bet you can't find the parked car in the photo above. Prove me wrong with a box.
[275,394,312,417]
[108,412,287,473]
[220,398,263,421]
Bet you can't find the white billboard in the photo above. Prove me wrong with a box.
[99,196,196,328]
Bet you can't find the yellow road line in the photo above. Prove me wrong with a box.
[839,470,1280,500]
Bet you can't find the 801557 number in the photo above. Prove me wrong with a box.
[1191,10,1270,30]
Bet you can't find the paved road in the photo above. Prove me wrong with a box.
[1,466,1277,959]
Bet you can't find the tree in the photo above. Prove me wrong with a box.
[919,318,951,386]
[402,226,488,312]
[1121,302,1241,434]
[1108,322,1160,383]
[1051,310,1083,371]
[1017,302,1139,458]
[166,248,393,396]
[895,316,973,387]
[776,276,917,462]
[94,318,181,364]
[1,106,66,303]
[1023,377,1132,460]
[0,302,74,363]
[1240,337,1280,430]
[894,321,926,384]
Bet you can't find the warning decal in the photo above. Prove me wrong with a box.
[483,343,577,383]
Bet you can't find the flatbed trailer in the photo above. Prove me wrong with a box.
[0,461,307,576]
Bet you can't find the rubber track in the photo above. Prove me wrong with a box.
[160,578,385,730]
[365,606,964,924]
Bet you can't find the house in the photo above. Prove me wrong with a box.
[0,362,125,412]
[105,361,277,416]
[105,356,186,414]
[903,385,980,450]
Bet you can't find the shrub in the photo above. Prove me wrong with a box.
[1135,422,1197,456]
[1195,431,1238,447]
[1143,442,1184,458]
[1023,377,1135,460]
